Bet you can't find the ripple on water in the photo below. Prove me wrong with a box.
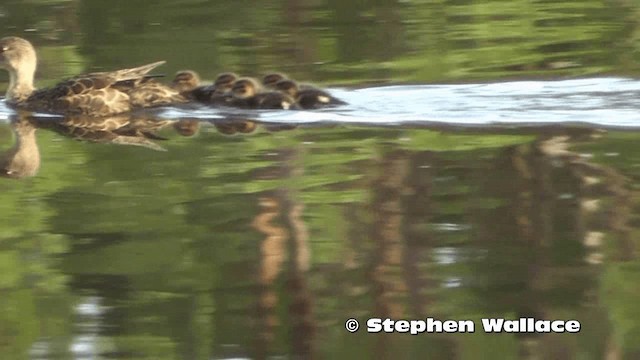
[2,77,640,128]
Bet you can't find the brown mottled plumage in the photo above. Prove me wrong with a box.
[30,114,199,150]
[31,115,171,150]
[0,36,186,117]
[274,79,346,109]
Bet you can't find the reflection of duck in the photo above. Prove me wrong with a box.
[274,79,346,109]
[0,36,186,117]
[1,114,200,179]
[0,116,40,179]
[230,78,298,110]
[35,115,199,150]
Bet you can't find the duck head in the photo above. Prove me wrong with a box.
[0,37,37,102]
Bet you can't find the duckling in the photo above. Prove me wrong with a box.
[202,72,238,105]
[230,77,298,110]
[262,73,287,89]
[231,77,263,99]
[0,36,187,117]
[171,70,216,103]
[171,70,201,94]
[213,72,239,94]
[274,79,346,109]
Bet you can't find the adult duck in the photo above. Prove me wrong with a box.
[0,36,186,117]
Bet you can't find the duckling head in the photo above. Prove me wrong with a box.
[214,72,238,93]
[171,70,201,93]
[262,73,287,88]
[274,79,299,98]
[0,37,37,100]
[231,78,261,99]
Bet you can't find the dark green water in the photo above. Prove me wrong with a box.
[2,0,640,85]
[2,1,640,359]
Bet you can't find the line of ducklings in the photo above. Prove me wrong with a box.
[171,71,346,110]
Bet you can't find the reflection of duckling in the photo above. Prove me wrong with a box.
[0,117,40,179]
[262,73,287,89]
[232,77,264,99]
[172,119,200,136]
[0,36,186,117]
[235,120,258,133]
[230,78,298,110]
[214,121,238,135]
[263,124,299,132]
[212,119,258,135]
[274,79,346,109]
[171,70,201,94]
